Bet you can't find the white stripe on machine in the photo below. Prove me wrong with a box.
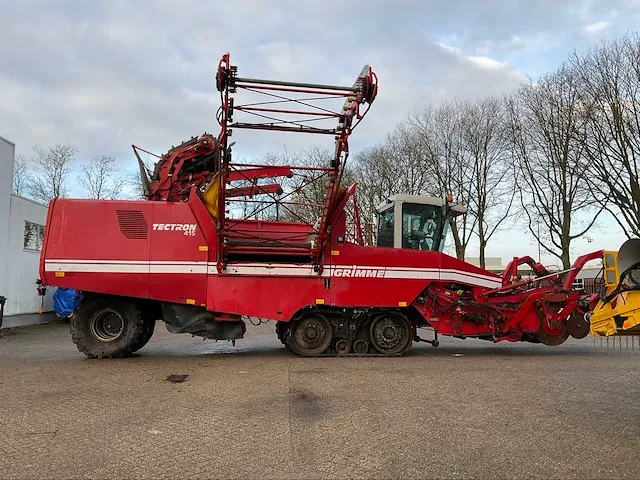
[45,260,501,288]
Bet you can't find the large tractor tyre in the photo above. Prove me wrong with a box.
[71,297,147,359]
[130,316,156,353]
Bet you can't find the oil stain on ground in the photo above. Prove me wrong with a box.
[289,388,327,422]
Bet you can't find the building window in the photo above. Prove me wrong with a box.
[572,278,585,291]
[24,221,45,251]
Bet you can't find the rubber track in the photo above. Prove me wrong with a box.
[290,351,408,358]
[279,313,412,357]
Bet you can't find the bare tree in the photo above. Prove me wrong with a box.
[572,33,640,237]
[77,154,126,200]
[12,154,31,196]
[351,121,444,247]
[459,97,515,268]
[385,123,435,196]
[352,144,397,244]
[506,64,603,269]
[408,101,477,260]
[258,147,318,223]
[27,144,77,204]
[285,146,335,223]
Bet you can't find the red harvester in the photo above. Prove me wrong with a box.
[39,53,603,358]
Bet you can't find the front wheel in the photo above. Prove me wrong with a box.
[71,296,147,359]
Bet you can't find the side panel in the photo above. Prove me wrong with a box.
[322,209,499,308]
[207,274,327,321]
[41,199,152,298]
[328,241,441,308]
[327,241,501,308]
[149,202,208,306]
[39,198,56,282]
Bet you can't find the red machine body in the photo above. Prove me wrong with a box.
[39,192,601,344]
[39,53,602,358]
[40,194,500,318]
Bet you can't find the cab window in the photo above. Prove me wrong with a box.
[401,203,444,251]
[377,206,394,247]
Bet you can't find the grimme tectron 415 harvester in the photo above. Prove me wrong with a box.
[38,53,638,358]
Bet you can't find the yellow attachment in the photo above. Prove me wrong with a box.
[602,250,620,291]
[589,244,640,336]
[201,173,220,218]
[589,290,640,336]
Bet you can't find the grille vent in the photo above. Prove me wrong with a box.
[117,210,148,240]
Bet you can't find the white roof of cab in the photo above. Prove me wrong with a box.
[376,194,467,216]
[376,194,446,212]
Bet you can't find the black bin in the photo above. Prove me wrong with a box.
[0,296,5,328]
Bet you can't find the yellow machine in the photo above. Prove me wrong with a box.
[588,239,640,336]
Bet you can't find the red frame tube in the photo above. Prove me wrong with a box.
[236,84,356,96]
[235,106,343,117]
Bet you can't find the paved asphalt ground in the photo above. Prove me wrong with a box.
[1,321,639,479]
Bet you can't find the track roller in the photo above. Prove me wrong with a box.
[335,339,350,355]
[352,339,369,354]
[278,309,414,357]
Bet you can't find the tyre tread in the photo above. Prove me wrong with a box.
[71,296,146,359]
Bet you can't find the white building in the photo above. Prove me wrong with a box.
[0,135,54,317]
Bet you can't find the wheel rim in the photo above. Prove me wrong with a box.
[291,315,332,355]
[90,308,125,342]
[369,314,411,355]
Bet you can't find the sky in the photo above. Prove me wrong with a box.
[1,0,639,264]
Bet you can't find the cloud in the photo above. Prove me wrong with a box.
[468,56,508,70]
[581,21,612,35]
[1,0,637,259]
[0,0,636,178]
[0,1,530,165]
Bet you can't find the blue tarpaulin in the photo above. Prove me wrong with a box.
[52,288,82,318]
